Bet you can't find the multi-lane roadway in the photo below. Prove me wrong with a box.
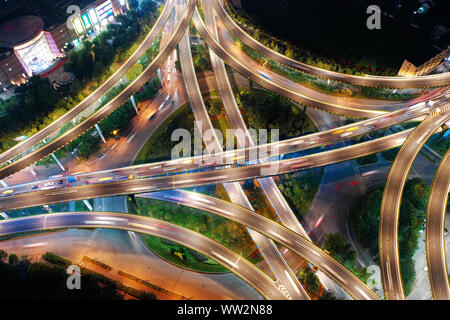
[2,92,448,197]
[0,0,174,169]
[0,0,449,300]
[426,149,450,300]
[0,211,286,300]
[140,189,379,300]
[177,9,307,300]
[379,107,450,300]
[0,0,196,180]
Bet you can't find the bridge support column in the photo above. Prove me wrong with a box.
[157,68,162,84]
[30,167,39,181]
[51,153,65,172]
[130,95,138,115]
[387,89,397,100]
[0,212,9,219]
[83,200,93,211]
[95,124,106,143]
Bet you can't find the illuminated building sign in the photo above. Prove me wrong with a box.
[89,8,99,24]
[82,14,91,28]
[73,17,84,34]
[14,31,63,75]
[96,0,114,22]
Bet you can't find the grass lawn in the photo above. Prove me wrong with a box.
[356,153,378,166]
[426,132,449,156]
[128,197,261,272]
[382,147,400,162]
[134,103,194,165]
[277,168,323,220]
[139,234,228,273]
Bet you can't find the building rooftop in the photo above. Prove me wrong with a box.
[0,16,44,48]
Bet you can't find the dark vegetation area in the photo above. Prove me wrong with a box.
[236,0,449,74]
[0,249,157,300]
[351,178,429,295]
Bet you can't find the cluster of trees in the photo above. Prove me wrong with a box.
[236,88,316,140]
[38,78,160,165]
[237,38,413,102]
[278,170,322,219]
[351,178,429,295]
[322,233,369,282]
[0,249,124,299]
[134,198,257,258]
[207,99,223,116]
[356,153,379,166]
[297,267,320,294]
[242,180,277,221]
[297,266,338,299]
[191,44,212,72]
[382,147,401,162]
[62,99,136,160]
[65,0,158,81]
[427,130,449,156]
[0,0,159,154]
[0,76,59,151]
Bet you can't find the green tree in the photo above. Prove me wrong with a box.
[0,249,7,263]
[8,253,18,265]
[318,290,337,300]
[351,178,430,295]
[141,0,156,12]
[298,267,319,294]
[323,233,356,269]
[128,0,139,10]
[209,100,222,116]
[285,47,295,59]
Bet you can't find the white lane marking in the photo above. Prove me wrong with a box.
[295,240,320,256]
[23,242,48,248]
[96,216,128,222]
[129,186,151,192]
[385,260,392,290]
[416,129,431,144]
[127,133,136,144]
[284,270,302,295]
[172,179,195,184]
[321,263,347,285]
[84,220,115,225]
[354,285,370,300]
[129,222,158,232]
[267,229,289,244]
[211,252,238,269]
